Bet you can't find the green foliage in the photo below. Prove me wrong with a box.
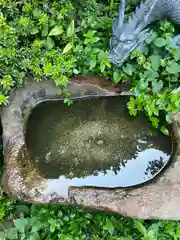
[0,189,14,223]
[124,20,180,133]
[1,204,180,239]
[0,0,113,102]
[134,220,180,240]
[0,145,15,223]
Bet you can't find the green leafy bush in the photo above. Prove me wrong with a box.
[125,21,180,134]
[0,145,14,223]
[0,0,113,104]
[0,188,14,223]
[1,204,180,239]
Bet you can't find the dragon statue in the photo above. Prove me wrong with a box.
[108,0,180,67]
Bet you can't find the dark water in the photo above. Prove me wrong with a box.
[26,96,172,192]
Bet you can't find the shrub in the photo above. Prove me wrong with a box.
[1,204,180,239]
[0,0,113,103]
[125,20,180,134]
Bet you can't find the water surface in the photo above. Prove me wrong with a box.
[26,96,172,196]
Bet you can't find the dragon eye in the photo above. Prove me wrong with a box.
[126,40,132,44]
[110,36,118,48]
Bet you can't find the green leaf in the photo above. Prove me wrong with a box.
[154,38,167,47]
[166,62,180,74]
[30,27,39,35]
[84,36,100,44]
[152,80,163,93]
[127,96,137,116]
[83,30,96,38]
[15,205,30,215]
[134,220,147,235]
[143,62,151,70]
[160,59,168,67]
[67,99,73,106]
[49,20,56,27]
[137,55,146,65]
[29,234,40,240]
[64,98,69,104]
[145,31,157,44]
[0,95,8,105]
[100,62,105,73]
[5,228,18,240]
[130,49,141,59]
[62,43,73,54]
[73,68,79,74]
[138,78,149,91]
[144,230,158,240]
[89,59,96,70]
[113,70,122,83]
[149,54,161,71]
[49,26,63,36]
[98,50,105,61]
[160,126,169,135]
[174,50,180,61]
[175,228,180,237]
[29,232,41,240]
[149,116,159,128]
[122,63,133,76]
[103,56,111,68]
[66,20,74,38]
[41,24,49,37]
[143,69,158,81]
[171,91,180,102]
[32,8,42,18]
[13,218,28,233]
[0,232,5,240]
[103,218,114,234]
[44,37,54,49]
[102,17,112,24]
[164,221,176,235]
[48,219,56,233]
[29,217,43,232]
[91,48,100,54]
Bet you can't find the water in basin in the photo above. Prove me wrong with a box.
[26,96,172,196]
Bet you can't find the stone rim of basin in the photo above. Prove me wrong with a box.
[1,75,179,220]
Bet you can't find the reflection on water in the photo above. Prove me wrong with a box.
[26,96,172,196]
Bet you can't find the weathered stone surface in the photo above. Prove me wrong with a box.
[1,75,179,220]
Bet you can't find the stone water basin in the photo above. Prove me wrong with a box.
[1,75,179,220]
[26,97,172,197]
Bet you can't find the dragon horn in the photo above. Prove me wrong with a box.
[134,0,159,34]
[117,0,126,27]
[112,0,126,36]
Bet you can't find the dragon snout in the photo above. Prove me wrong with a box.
[108,51,118,62]
[108,51,124,67]
[108,50,118,59]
